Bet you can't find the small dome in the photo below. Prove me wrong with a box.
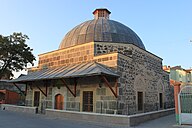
[59,9,145,50]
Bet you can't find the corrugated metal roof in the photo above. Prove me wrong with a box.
[10,62,119,83]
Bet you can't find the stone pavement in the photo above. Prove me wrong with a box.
[131,114,192,128]
[0,110,191,128]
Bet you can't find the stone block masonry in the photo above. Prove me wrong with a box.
[95,42,174,115]
[1,104,37,114]
[45,108,174,127]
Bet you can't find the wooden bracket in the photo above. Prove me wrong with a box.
[60,79,77,97]
[101,76,118,98]
[115,78,118,96]
[74,78,77,97]
[36,83,47,97]
[25,84,28,96]
[13,83,26,96]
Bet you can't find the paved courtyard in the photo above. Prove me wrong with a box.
[0,110,189,128]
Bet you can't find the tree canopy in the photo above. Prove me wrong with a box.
[0,32,36,79]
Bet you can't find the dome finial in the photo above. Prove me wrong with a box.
[93,8,111,19]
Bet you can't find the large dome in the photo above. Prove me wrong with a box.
[59,9,145,50]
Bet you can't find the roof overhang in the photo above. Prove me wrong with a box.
[9,62,119,83]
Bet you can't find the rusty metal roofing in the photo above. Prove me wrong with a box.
[59,19,145,50]
[10,62,119,83]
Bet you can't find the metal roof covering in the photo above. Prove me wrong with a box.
[10,62,119,83]
[59,19,145,50]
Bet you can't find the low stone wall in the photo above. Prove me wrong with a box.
[0,104,37,114]
[46,108,175,126]
[46,109,129,125]
[128,108,175,126]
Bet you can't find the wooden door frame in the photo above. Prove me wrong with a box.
[55,94,64,110]
[33,91,40,107]
[82,91,93,112]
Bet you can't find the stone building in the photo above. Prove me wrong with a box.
[11,8,174,115]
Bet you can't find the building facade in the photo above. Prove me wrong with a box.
[163,65,192,83]
[12,8,174,115]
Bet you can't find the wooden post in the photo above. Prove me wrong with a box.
[25,84,28,96]
[74,78,78,97]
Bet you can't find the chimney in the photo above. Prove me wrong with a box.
[93,8,111,19]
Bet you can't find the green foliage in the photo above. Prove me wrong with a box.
[0,32,36,79]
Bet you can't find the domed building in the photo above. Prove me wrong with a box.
[59,9,145,50]
[12,8,174,115]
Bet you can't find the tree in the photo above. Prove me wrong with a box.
[0,32,36,79]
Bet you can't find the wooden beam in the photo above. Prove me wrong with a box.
[74,78,77,97]
[60,79,76,97]
[102,76,118,98]
[45,84,48,96]
[36,84,47,97]
[115,78,118,96]
[25,84,28,96]
[13,83,26,96]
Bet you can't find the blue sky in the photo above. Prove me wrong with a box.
[1,0,192,77]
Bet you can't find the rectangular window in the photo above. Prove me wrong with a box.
[138,92,143,111]
[83,91,93,112]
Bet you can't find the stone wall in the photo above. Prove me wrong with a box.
[1,104,37,114]
[94,42,174,115]
[37,42,94,69]
[65,86,80,111]
[46,86,53,109]
[117,54,136,115]
[76,76,119,114]
[162,71,174,108]
[25,76,120,114]
[25,85,33,106]
[93,52,118,68]
[30,42,118,72]
[25,41,174,115]
[25,82,53,114]
[95,87,119,114]
[45,108,174,127]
